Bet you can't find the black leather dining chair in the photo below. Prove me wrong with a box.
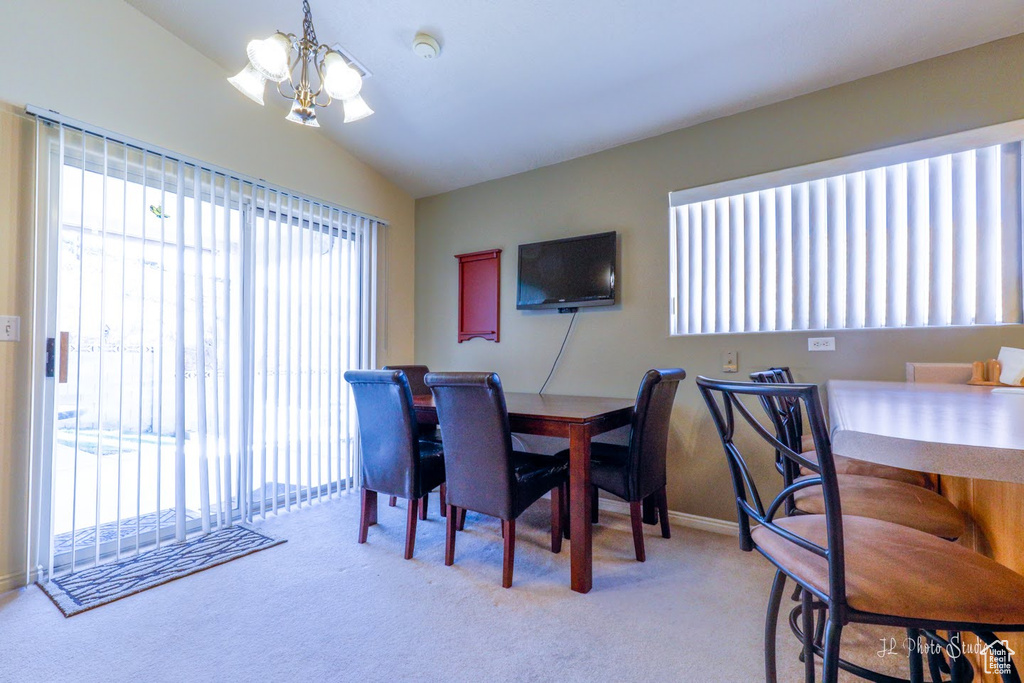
[344,369,446,560]
[382,364,443,511]
[424,372,568,588]
[697,376,1024,683]
[382,364,431,396]
[556,368,686,562]
[382,364,439,441]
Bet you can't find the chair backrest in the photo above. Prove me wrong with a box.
[382,365,431,396]
[344,369,420,499]
[750,367,803,450]
[696,376,846,607]
[424,372,516,519]
[624,368,687,499]
[748,369,795,483]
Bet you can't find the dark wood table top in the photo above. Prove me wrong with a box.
[413,392,635,424]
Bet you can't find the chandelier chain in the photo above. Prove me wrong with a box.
[301,0,318,46]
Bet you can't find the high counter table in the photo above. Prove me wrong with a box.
[827,379,1024,682]
[827,380,1024,484]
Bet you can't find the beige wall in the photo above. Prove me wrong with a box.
[0,0,416,587]
[415,34,1024,523]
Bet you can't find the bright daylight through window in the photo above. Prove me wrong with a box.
[32,113,381,579]
[669,135,1024,336]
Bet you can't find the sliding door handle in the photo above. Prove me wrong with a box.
[59,332,69,384]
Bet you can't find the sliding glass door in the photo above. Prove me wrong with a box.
[31,114,378,580]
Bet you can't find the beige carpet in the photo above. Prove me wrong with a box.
[0,495,912,682]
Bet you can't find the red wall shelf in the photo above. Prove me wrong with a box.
[455,249,501,343]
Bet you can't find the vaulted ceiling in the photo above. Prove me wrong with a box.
[128,0,1024,197]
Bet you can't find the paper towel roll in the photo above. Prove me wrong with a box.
[997,346,1024,386]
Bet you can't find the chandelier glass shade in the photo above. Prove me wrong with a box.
[228,0,372,127]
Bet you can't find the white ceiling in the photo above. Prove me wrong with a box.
[127,0,1024,198]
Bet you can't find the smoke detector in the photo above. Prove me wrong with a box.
[413,33,441,59]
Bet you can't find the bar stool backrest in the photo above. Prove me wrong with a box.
[696,376,847,608]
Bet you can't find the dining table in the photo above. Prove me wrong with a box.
[413,391,635,594]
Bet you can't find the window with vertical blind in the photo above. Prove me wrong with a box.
[28,108,381,579]
[668,127,1024,336]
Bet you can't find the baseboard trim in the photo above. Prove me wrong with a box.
[596,498,739,536]
[540,491,740,536]
[0,568,36,594]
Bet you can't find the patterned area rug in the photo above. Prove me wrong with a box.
[38,524,285,617]
[52,509,203,555]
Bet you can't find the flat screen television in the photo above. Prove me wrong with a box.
[516,231,617,310]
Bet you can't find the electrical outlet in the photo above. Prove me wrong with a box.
[808,336,835,352]
[0,316,19,342]
[722,350,739,373]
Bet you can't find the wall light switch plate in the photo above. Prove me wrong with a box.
[722,350,739,373]
[808,336,835,352]
[0,316,20,342]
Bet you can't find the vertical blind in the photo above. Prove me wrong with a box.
[32,113,379,578]
[669,141,1024,335]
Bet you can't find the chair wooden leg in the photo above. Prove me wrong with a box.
[591,485,599,523]
[445,506,457,566]
[657,486,671,539]
[629,500,646,562]
[550,485,563,553]
[642,494,658,525]
[389,496,397,507]
[439,483,447,518]
[502,519,516,588]
[367,490,378,527]
[358,488,377,543]
[404,498,419,560]
[562,484,571,539]
[457,507,466,531]
[419,493,428,520]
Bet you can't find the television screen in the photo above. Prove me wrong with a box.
[517,231,617,310]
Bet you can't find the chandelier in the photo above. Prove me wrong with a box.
[228,0,373,127]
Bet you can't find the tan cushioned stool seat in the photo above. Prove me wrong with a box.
[800,449,933,490]
[753,515,1024,626]
[793,474,965,539]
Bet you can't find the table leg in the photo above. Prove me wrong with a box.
[569,423,593,593]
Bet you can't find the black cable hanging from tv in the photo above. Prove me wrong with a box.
[539,309,578,395]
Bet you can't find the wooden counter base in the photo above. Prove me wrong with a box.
[941,476,1024,683]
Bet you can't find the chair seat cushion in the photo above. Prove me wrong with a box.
[800,450,933,489]
[793,474,965,539]
[417,440,446,495]
[554,442,640,501]
[752,514,1024,626]
[417,423,442,443]
[590,442,632,500]
[512,451,568,517]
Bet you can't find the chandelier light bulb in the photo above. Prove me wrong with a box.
[322,51,363,101]
[227,64,268,105]
[342,94,374,123]
[247,32,292,83]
